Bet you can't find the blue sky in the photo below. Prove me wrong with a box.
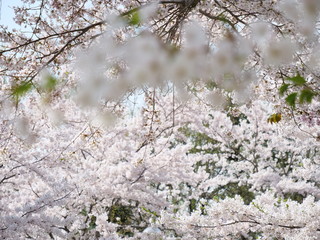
[1,0,23,28]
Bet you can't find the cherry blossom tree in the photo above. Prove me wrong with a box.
[0,0,319,239]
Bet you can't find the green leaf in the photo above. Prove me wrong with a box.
[206,81,217,90]
[141,206,159,217]
[127,11,140,26]
[279,83,290,96]
[286,74,306,85]
[299,89,315,104]
[88,215,97,230]
[285,92,298,107]
[80,208,87,216]
[12,81,33,98]
[267,113,282,124]
[252,202,265,213]
[43,75,57,92]
[213,195,220,202]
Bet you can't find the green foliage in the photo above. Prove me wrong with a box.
[141,206,159,217]
[128,11,141,26]
[205,81,218,90]
[11,81,33,100]
[246,231,263,240]
[178,126,220,155]
[177,126,222,178]
[283,192,305,204]
[80,208,88,216]
[201,183,255,205]
[275,193,305,206]
[227,112,249,125]
[42,75,58,92]
[267,113,282,124]
[286,74,306,85]
[252,202,265,213]
[107,204,136,237]
[188,198,197,213]
[116,228,134,237]
[78,206,98,235]
[272,150,296,175]
[279,83,290,96]
[280,74,318,107]
[285,92,298,107]
[108,204,134,225]
[299,89,315,104]
[121,8,141,26]
[88,215,97,230]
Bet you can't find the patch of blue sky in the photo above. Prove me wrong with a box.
[0,0,23,29]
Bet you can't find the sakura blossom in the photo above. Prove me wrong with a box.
[0,0,319,239]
